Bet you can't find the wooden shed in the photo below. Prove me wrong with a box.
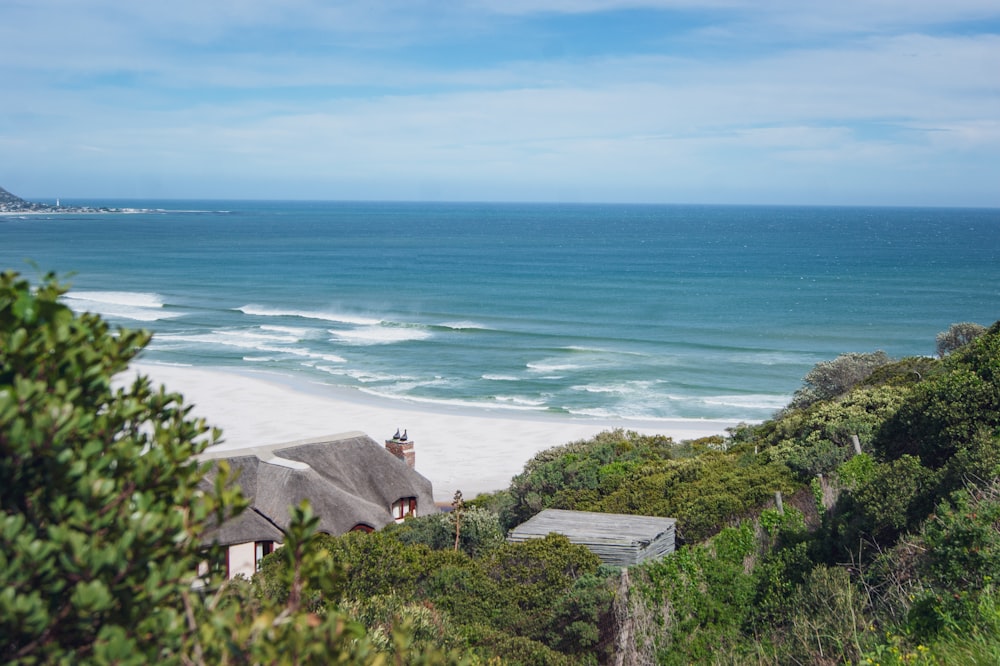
[507,509,676,567]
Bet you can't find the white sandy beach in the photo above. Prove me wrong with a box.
[129,363,746,502]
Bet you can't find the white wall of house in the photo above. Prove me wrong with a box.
[228,542,257,580]
[225,540,280,580]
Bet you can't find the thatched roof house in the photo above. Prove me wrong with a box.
[200,431,434,577]
[507,509,676,567]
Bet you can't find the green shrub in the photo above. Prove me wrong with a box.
[790,350,892,409]
[504,429,674,527]
[635,523,759,663]
[842,455,939,545]
[388,506,505,557]
[784,565,871,664]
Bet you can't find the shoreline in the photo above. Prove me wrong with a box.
[128,362,748,502]
[0,207,150,216]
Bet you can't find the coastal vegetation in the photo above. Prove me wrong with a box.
[2,271,998,664]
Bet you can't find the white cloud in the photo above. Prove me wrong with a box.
[1,1,998,204]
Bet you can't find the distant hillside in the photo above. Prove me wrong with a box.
[0,186,130,215]
[0,186,50,213]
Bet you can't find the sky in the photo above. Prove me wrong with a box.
[1,1,998,206]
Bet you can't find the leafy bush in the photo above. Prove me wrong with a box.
[1,271,223,662]
[756,384,909,478]
[790,350,892,410]
[879,368,999,469]
[835,452,877,488]
[918,481,1000,596]
[634,522,760,663]
[482,534,602,641]
[936,321,987,358]
[863,355,942,389]
[878,323,1000,471]
[258,528,607,663]
[542,573,617,663]
[596,452,799,543]
[834,455,939,547]
[504,429,673,528]
[387,505,505,557]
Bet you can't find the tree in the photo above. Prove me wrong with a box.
[936,321,986,358]
[0,270,227,662]
[790,351,891,410]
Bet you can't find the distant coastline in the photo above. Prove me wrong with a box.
[0,185,146,216]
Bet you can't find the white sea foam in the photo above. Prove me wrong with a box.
[526,361,582,373]
[482,373,520,381]
[397,376,459,391]
[329,325,432,345]
[570,381,658,395]
[439,320,489,330]
[356,387,550,413]
[63,290,183,322]
[69,291,164,308]
[571,385,617,394]
[238,304,381,326]
[563,345,645,357]
[259,325,316,338]
[216,329,300,344]
[279,348,346,364]
[155,332,346,364]
[699,394,790,410]
[725,351,813,366]
[493,395,548,407]
[155,332,271,350]
[565,406,619,418]
[562,381,787,420]
[308,365,407,383]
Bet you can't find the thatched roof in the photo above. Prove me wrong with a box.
[507,508,676,567]
[201,432,434,545]
[209,505,284,546]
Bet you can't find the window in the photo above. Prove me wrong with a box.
[391,497,418,522]
[254,541,273,570]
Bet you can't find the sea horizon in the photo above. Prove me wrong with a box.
[18,194,1000,210]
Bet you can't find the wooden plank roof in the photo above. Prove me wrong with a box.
[508,509,676,567]
[509,509,676,543]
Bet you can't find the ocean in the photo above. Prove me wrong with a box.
[2,201,998,423]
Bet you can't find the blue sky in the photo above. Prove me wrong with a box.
[1,1,998,205]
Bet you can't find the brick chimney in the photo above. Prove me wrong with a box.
[385,431,415,468]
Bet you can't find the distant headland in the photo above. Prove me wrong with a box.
[0,186,139,215]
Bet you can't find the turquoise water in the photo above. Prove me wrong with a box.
[2,201,998,421]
